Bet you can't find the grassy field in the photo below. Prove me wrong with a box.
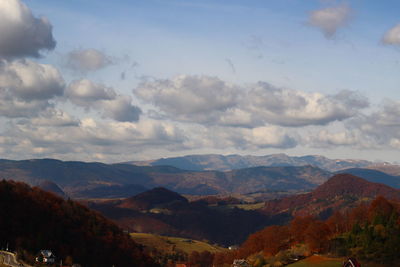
[131,233,227,254]
[232,202,265,210]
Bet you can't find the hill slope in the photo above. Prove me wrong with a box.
[119,187,189,210]
[130,233,227,254]
[336,168,400,189]
[262,174,400,218]
[0,180,157,267]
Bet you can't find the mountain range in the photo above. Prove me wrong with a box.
[127,153,384,172]
[0,159,331,198]
[1,155,400,199]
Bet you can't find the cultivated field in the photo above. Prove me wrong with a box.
[131,233,227,254]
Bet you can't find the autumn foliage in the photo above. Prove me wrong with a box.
[214,196,400,266]
[0,180,158,267]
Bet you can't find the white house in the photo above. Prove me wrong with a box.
[35,250,56,264]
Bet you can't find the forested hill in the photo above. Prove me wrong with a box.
[213,196,400,266]
[89,187,271,246]
[0,180,158,267]
[262,173,400,218]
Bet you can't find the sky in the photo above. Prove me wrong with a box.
[1,0,400,163]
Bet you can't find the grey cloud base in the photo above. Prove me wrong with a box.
[134,75,368,128]
[66,79,141,122]
[0,60,65,118]
[65,49,113,73]
[308,4,352,39]
[0,0,55,59]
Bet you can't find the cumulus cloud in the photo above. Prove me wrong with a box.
[348,100,400,147]
[135,75,239,114]
[134,75,368,127]
[0,60,65,100]
[0,118,186,160]
[65,49,113,73]
[0,60,65,118]
[308,5,352,38]
[383,24,400,46]
[226,126,297,150]
[66,79,141,122]
[191,125,297,150]
[0,92,50,118]
[366,100,400,127]
[307,129,360,148]
[308,100,400,149]
[0,0,56,59]
[75,119,186,147]
[66,79,116,106]
[26,109,80,127]
[134,75,240,124]
[245,83,369,127]
[101,95,142,122]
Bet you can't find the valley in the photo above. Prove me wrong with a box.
[2,154,400,266]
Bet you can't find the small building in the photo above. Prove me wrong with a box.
[35,250,56,264]
[232,259,251,267]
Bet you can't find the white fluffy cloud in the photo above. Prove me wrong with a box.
[308,100,400,149]
[383,24,400,46]
[66,79,141,122]
[350,100,400,147]
[0,118,187,161]
[0,60,64,100]
[245,83,368,127]
[0,60,65,118]
[206,126,297,150]
[0,0,56,59]
[66,49,112,72]
[134,75,240,124]
[308,5,352,38]
[134,75,368,127]
[66,79,116,106]
[307,129,360,148]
